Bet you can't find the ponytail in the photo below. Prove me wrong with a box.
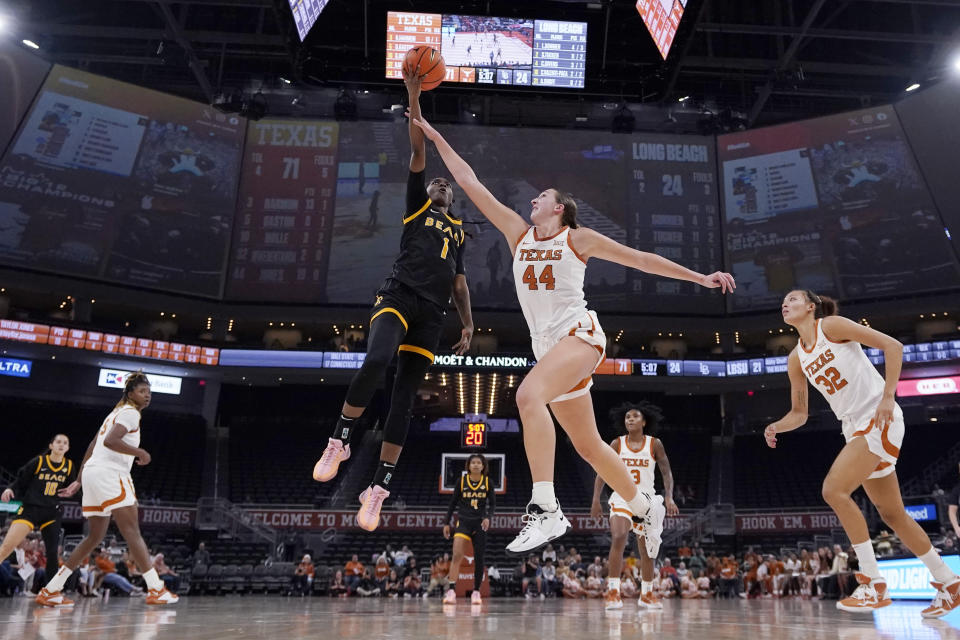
[551,190,579,229]
[803,290,839,318]
[114,370,150,410]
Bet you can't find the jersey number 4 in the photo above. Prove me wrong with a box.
[522,264,555,290]
[814,367,848,395]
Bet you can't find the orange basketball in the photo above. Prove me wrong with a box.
[402,46,445,91]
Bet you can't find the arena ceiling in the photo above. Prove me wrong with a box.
[8,0,960,129]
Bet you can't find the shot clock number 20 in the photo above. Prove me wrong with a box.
[460,422,488,450]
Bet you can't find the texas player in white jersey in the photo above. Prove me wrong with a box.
[36,372,179,608]
[765,290,959,618]
[591,402,677,610]
[411,114,735,555]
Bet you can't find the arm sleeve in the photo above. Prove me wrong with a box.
[114,408,141,433]
[485,477,496,518]
[406,170,430,218]
[445,478,462,523]
[8,456,38,496]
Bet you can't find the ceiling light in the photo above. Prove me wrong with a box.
[22,39,40,50]
[905,83,920,92]
[678,96,690,103]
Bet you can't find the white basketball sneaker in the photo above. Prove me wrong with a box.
[642,495,666,559]
[506,502,571,555]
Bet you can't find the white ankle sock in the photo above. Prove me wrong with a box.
[44,566,73,593]
[531,482,558,511]
[626,491,651,517]
[852,541,880,580]
[918,547,957,584]
[142,568,164,591]
[641,580,653,595]
[608,577,621,592]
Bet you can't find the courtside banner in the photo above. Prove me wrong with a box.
[244,509,692,532]
[736,511,841,532]
[62,503,195,527]
[878,555,960,599]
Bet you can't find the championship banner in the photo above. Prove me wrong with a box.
[736,511,841,533]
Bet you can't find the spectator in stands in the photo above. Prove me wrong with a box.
[380,544,396,565]
[344,554,364,593]
[678,542,692,560]
[624,550,639,579]
[800,549,817,597]
[153,553,179,594]
[874,530,896,556]
[566,546,583,571]
[697,570,712,598]
[106,537,123,559]
[561,567,585,599]
[588,556,604,579]
[374,555,391,591]
[95,548,143,596]
[521,555,542,599]
[585,569,604,599]
[542,543,557,564]
[541,558,557,596]
[782,553,800,597]
[425,554,449,597]
[76,553,97,597]
[356,568,381,597]
[655,573,675,598]
[676,561,689,582]
[292,554,314,596]
[393,545,413,568]
[384,569,401,598]
[403,556,420,580]
[329,570,348,598]
[659,557,679,593]
[718,555,740,598]
[193,542,211,567]
[689,547,706,573]
[402,565,422,597]
[680,570,699,598]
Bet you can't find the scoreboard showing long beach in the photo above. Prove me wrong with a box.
[386,11,586,89]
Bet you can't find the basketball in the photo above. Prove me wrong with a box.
[402,45,446,91]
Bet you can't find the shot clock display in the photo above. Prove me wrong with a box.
[461,421,488,449]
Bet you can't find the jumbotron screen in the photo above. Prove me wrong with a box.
[386,12,587,89]
[288,0,331,41]
[636,0,687,59]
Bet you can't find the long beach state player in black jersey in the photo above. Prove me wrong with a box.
[0,435,80,589]
[442,454,495,605]
[313,64,474,532]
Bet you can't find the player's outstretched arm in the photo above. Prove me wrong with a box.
[569,227,735,293]
[403,65,426,173]
[653,439,679,516]
[763,351,808,448]
[410,115,528,244]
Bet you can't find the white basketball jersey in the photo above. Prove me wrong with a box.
[796,318,889,422]
[86,405,141,473]
[618,435,655,491]
[512,226,589,339]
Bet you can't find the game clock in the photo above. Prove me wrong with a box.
[460,421,488,450]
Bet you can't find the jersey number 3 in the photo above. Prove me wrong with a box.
[522,265,555,290]
[814,366,848,395]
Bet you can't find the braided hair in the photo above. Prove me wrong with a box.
[114,370,151,410]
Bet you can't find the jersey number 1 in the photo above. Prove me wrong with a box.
[440,238,450,259]
[522,264,556,290]
[814,367,848,395]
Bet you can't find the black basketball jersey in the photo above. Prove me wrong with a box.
[387,171,466,308]
[6,455,76,508]
[446,473,496,522]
